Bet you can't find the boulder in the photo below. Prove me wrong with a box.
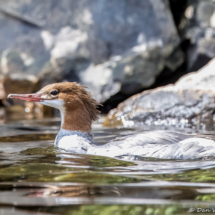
[3,74,38,95]
[3,73,39,105]
[81,47,184,103]
[0,75,5,101]
[104,58,215,130]
[79,0,184,102]
[180,0,215,71]
[3,73,52,117]
[0,0,182,103]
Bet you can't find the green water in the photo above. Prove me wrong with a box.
[1,112,215,214]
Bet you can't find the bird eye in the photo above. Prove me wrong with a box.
[50,90,58,96]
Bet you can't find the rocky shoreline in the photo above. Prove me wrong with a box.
[104,59,215,130]
[0,0,182,103]
[1,0,215,129]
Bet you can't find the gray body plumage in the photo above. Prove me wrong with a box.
[55,129,215,160]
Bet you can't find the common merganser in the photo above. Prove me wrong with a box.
[7,82,215,160]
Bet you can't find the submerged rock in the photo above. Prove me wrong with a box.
[104,58,215,130]
[0,0,182,103]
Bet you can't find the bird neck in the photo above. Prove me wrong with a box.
[60,105,92,133]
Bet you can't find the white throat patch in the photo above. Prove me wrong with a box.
[39,99,65,126]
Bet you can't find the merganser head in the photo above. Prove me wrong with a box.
[8,82,101,132]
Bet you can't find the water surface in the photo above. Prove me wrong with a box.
[1,110,215,214]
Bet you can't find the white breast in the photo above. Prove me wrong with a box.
[55,129,93,154]
[57,135,90,154]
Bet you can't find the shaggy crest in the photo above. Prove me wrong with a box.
[39,82,101,123]
[63,82,101,122]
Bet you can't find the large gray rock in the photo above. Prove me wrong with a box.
[78,0,183,102]
[0,0,182,102]
[180,0,215,71]
[81,46,184,102]
[104,58,215,130]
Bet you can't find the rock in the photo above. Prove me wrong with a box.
[1,50,25,75]
[0,75,5,101]
[81,47,184,103]
[180,0,215,71]
[0,0,182,102]
[3,74,38,95]
[176,58,215,90]
[3,73,52,117]
[78,0,183,102]
[3,73,39,105]
[104,58,215,130]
